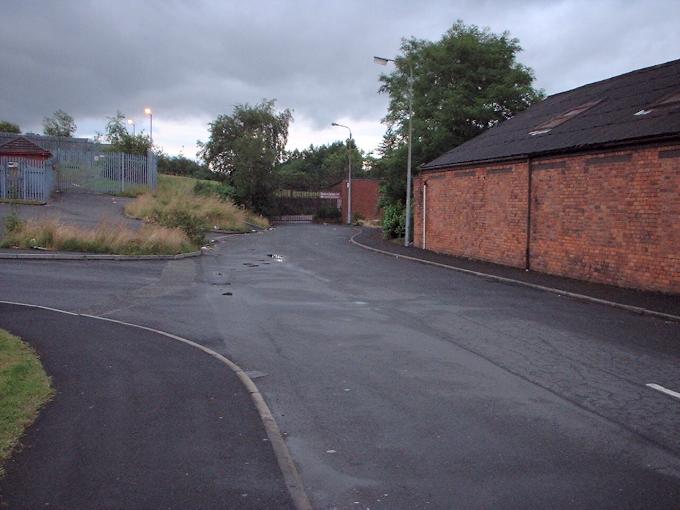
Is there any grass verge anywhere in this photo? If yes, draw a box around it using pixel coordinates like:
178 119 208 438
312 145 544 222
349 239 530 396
125 175 269 243
0 329 53 474
1 219 195 255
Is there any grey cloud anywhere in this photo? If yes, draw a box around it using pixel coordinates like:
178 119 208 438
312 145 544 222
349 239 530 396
2 0 679 135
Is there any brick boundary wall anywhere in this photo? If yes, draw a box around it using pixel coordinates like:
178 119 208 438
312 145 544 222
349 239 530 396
329 179 382 222
414 142 680 294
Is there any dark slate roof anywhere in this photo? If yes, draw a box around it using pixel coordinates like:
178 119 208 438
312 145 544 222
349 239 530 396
0 132 106 153
0 136 52 157
423 58 680 170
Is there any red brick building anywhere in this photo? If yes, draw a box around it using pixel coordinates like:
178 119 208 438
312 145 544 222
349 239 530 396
328 178 381 223
415 59 680 294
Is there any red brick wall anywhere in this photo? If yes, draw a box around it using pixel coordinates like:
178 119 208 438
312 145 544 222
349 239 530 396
329 179 381 222
414 142 680 294
530 145 680 293
414 162 529 268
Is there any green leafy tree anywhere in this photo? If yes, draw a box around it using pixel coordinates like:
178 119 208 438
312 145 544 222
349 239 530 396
198 99 292 215
157 153 215 180
98 111 152 155
376 20 544 208
0 121 20 133
42 109 77 137
275 141 365 191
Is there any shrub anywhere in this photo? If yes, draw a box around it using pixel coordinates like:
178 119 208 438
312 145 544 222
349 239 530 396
193 180 236 201
382 203 405 239
4 213 22 233
352 212 365 225
125 175 269 240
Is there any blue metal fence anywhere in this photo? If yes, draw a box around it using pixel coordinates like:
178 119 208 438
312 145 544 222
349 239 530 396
0 157 55 203
0 150 157 202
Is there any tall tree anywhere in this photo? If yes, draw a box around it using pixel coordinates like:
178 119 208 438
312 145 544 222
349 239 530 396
0 121 20 134
42 109 77 137
198 99 292 214
376 21 544 207
97 111 152 155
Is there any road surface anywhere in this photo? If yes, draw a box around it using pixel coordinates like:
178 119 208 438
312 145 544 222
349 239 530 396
1 224 679 509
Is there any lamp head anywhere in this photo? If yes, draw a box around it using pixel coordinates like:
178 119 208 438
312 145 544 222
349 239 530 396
144 108 152 115
373 56 390 66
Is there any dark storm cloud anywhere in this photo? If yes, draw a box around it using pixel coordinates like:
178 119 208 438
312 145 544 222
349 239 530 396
1 0 679 136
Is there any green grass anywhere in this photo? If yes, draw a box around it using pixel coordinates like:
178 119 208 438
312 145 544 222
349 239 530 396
0 329 53 473
125 175 269 243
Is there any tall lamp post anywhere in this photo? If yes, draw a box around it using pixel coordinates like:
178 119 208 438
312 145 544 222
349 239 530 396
144 107 153 144
127 118 135 136
374 55 413 247
331 122 353 224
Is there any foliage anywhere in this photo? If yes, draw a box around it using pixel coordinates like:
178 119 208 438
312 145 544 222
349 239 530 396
313 207 341 223
98 111 152 155
1 219 193 255
0 121 20 134
193 180 236 201
275 141 366 191
0 329 53 474
375 20 544 223
42 109 76 137
157 153 215 180
198 99 292 215
125 175 268 242
352 212 365 225
4 211 22 233
382 203 406 239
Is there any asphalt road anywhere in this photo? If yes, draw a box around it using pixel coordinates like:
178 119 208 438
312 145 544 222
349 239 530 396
0 304 293 510
1 224 680 509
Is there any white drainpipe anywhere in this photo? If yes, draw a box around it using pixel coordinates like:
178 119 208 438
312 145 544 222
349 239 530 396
422 181 427 249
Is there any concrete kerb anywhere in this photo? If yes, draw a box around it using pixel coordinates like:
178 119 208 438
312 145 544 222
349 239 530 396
350 232 680 324
0 250 203 261
0 300 312 510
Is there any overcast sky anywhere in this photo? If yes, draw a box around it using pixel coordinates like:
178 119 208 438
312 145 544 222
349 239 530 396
1 0 679 158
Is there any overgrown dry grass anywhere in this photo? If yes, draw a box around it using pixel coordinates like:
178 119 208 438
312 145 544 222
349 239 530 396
1 219 194 255
125 175 269 241
0 329 53 474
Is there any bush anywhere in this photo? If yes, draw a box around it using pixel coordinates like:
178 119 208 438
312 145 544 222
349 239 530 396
125 175 269 240
382 203 405 239
352 212 365 225
193 180 236 201
4 213 22 233
314 207 341 223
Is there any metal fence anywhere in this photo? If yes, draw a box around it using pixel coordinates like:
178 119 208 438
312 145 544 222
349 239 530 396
54 149 157 194
0 157 56 203
0 150 156 202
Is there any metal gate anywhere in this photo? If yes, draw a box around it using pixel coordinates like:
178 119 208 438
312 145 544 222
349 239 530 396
0 157 55 203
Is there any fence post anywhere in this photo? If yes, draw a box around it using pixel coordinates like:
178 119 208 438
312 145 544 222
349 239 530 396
121 153 125 193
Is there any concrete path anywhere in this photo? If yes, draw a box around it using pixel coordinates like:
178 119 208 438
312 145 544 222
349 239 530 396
0 303 294 509
1 225 679 509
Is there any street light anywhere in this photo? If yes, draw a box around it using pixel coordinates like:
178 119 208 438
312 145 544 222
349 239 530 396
331 122 353 225
144 107 153 144
374 55 414 247
127 118 135 136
